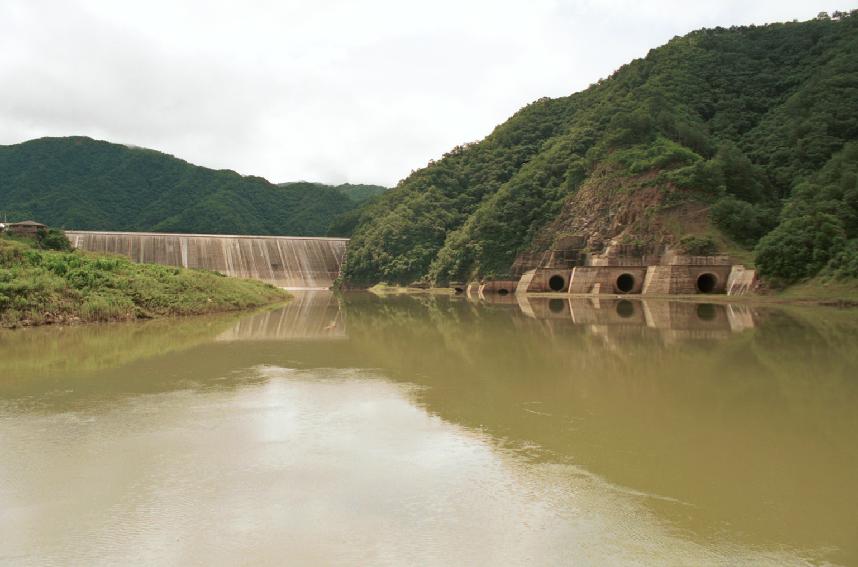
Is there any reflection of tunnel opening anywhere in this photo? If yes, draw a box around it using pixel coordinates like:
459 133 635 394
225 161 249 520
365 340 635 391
548 298 565 313
548 275 566 292
616 299 635 318
696 273 717 293
696 303 717 321
615 273 635 294
497 288 509 296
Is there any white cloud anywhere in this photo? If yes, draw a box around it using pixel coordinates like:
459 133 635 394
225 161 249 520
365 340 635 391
0 0 843 186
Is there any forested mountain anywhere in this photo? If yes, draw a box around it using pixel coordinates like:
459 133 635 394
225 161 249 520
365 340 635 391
0 137 385 236
342 11 858 287
278 181 387 204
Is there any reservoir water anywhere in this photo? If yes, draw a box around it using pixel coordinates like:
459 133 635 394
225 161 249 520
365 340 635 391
1 293 856 566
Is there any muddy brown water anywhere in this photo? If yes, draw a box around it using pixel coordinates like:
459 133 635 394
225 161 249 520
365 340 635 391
1 292 857 566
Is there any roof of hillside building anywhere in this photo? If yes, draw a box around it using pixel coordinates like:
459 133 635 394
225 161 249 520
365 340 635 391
8 220 46 227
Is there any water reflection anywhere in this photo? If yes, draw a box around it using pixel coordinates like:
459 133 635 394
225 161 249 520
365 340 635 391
513 295 757 336
217 291 345 341
1 293 857 565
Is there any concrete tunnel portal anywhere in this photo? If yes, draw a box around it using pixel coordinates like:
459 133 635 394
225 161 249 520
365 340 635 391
696 273 717 294
615 273 635 293
548 275 566 292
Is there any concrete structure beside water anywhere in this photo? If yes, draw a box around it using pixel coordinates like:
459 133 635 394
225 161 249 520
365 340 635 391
66 230 348 290
479 240 757 296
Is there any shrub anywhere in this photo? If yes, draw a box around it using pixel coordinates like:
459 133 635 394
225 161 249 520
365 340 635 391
36 228 72 251
826 239 858 279
677 234 718 255
80 294 134 322
711 197 777 246
755 213 847 284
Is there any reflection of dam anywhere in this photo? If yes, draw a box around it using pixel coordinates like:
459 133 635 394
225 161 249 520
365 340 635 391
66 230 347 289
217 292 345 341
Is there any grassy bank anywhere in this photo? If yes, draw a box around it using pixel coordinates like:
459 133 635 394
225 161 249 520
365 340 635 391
776 278 858 305
0 237 288 328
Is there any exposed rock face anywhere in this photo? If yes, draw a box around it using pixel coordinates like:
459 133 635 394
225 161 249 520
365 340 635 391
66 231 347 290
512 168 712 275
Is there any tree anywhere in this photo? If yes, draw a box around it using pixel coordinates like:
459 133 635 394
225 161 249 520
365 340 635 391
755 213 846 284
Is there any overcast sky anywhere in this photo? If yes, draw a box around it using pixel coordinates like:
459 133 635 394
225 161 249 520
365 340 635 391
0 0 845 186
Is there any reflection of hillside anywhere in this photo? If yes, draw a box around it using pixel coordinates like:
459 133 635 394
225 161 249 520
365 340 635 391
0 293 347 399
0 313 241 390
216 291 345 341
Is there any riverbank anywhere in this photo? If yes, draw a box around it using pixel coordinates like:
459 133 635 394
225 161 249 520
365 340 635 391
0 237 289 328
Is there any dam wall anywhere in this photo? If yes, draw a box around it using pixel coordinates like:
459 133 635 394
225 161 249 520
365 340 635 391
66 230 348 290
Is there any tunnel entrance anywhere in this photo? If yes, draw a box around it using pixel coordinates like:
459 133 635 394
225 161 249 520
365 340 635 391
548 275 566 292
497 288 509 296
615 273 635 294
696 273 717 294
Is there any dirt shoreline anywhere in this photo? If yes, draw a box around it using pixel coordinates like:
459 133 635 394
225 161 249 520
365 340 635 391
367 285 858 308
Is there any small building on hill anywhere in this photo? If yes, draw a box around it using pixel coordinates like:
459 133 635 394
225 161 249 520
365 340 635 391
6 220 47 235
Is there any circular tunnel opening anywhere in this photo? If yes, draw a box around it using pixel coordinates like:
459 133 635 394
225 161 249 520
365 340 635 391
548 274 566 292
615 273 635 294
453 286 464 294
696 273 717 294
616 299 635 318
696 303 717 321
548 298 566 313
497 288 509 296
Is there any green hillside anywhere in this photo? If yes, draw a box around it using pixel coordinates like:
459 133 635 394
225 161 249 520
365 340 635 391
342 11 858 287
0 137 381 236
278 181 387 204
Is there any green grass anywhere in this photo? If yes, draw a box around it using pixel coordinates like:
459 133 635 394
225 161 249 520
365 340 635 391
0 236 288 328
777 278 858 303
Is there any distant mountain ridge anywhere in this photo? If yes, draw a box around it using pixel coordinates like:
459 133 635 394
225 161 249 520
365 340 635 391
0 137 387 236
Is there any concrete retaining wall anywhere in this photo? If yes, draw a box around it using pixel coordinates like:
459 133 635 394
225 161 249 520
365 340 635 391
726 266 757 296
491 263 746 296
641 265 731 295
525 268 572 293
568 267 647 294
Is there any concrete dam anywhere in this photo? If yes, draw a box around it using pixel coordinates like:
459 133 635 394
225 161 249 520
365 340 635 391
66 230 348 290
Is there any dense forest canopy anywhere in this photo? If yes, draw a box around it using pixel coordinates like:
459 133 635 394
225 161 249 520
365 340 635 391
278 181 387 204
341 11 858 287
0 137 386 236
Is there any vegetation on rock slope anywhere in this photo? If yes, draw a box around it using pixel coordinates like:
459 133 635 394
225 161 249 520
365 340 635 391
342 11 858 287
0 234 287 328
0 137 386 237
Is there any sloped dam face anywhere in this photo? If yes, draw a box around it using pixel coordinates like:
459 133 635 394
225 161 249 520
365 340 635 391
65 231 347 289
